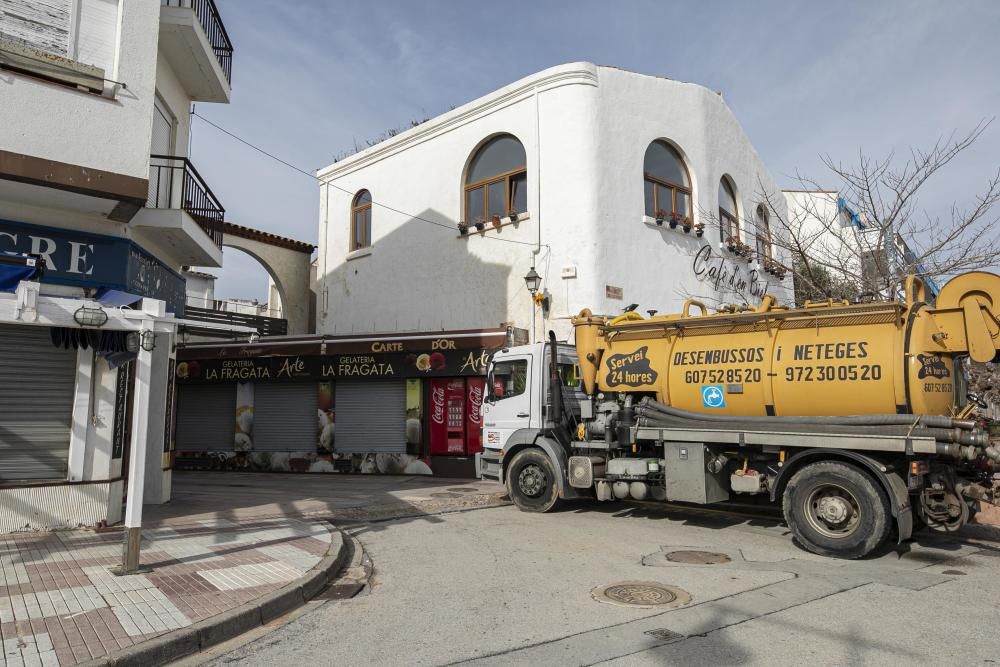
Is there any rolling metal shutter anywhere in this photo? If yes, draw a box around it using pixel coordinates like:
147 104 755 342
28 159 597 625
0 323 77 481
335 380 406 454
253 383 318 451
174 384 235 451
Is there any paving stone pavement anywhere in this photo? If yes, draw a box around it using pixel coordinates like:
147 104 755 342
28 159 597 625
0 517 333 667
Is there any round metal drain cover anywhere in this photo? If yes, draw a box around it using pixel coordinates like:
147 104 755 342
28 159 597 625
665 550 731 564
447 488 480 493
592 581 691 609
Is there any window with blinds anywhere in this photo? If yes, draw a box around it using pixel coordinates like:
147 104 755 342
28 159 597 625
0 0 120 90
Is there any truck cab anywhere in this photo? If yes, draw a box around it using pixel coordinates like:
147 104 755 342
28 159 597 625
475 342 583 482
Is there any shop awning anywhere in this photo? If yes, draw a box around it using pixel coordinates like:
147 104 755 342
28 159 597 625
0 253 42 292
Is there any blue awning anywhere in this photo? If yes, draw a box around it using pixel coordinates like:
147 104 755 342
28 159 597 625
95 288 144 308
0 252 42 292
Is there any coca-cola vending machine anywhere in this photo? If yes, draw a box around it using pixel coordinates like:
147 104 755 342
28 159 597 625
465 377 484 454
429 377 485 455
429 378 467 455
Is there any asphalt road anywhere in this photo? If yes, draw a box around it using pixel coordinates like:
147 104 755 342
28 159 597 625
201 500 1000 666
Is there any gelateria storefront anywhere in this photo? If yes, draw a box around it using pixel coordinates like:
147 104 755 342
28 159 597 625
172 329 509 477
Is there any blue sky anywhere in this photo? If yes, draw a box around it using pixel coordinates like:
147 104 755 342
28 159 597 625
191 0 1000 302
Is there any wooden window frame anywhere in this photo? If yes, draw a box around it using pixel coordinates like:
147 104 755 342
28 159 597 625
464 166 526 225
720 208 740 242
645 172 692 219
719 180 739 242
755 206 773 261
350 191 372 251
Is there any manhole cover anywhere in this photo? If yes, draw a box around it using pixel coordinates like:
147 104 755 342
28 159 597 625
447 487 480 493
430 492 461 499
665 550 731 564
591 581 691 609
645 628 685 642
941 569 967 575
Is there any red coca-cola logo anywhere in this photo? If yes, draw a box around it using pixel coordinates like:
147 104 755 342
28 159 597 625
468 384 483 425
431 386 445 425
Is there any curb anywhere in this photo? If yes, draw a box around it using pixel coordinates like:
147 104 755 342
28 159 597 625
80 524 351 667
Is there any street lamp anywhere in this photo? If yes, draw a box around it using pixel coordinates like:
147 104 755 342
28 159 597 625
523 266 541 295
523 265 542 344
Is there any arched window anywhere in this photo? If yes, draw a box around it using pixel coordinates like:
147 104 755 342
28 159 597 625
464 135 527 224
643 140 691 219
755 204 772 261
719 177 739 242
351 189 372 250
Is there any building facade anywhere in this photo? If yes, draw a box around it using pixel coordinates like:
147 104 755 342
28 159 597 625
783 189 940 301
315 63 795 346
0 0 236 530
173 328 509 477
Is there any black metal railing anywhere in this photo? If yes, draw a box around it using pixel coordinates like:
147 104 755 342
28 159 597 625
162 0 233 83
147 155 225 250
181 305 288 338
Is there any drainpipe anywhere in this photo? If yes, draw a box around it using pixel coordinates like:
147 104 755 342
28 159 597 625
322 182 330 319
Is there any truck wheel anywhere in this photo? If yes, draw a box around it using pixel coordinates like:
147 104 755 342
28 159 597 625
782 461 890 559
506 448 561 513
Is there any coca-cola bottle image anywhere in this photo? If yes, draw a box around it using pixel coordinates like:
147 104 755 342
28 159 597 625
466 377 485 453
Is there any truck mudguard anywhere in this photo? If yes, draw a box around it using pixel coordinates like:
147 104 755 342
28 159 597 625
771 449 912 542
500 430 588 500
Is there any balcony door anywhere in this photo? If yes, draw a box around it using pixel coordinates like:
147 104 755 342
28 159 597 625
148 96 177 207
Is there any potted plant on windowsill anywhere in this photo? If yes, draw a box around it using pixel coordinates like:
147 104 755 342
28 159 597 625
491 214 502 229
681 216 692 233
725 235 738 253
669 211 683 229
474 217 486 232
694 222 705 237
458 221 469 235
655 209 667 226
508 210 519 222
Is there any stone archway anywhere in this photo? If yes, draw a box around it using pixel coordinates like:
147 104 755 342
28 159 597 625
221 223 314 334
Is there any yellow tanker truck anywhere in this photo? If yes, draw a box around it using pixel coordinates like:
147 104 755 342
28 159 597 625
477 273 1000 559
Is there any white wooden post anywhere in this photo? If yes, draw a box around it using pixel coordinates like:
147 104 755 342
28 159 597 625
118 298 164 574
66 346 94 482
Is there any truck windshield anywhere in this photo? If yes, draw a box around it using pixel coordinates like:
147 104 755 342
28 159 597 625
489 359 527 400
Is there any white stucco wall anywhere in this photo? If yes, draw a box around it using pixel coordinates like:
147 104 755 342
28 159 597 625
784 190 863 279
0 0 159 180
316 63 792 341
184 271 215 307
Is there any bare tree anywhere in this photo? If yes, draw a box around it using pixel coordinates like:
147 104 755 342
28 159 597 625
756 120 1000 305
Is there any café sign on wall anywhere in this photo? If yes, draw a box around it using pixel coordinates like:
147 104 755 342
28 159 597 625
691 244 771 301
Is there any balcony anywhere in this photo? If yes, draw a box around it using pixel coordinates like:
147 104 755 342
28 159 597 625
130 155 225 267
181 305 288 340
159 0 233 103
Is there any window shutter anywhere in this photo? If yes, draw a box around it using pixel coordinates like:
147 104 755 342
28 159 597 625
73 0 118 72
0 0 71 57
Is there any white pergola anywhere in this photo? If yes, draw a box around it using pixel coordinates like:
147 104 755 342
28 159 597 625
1 281 255 572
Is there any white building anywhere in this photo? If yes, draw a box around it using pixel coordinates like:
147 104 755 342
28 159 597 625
0 0 237 531
316 63 794 343
783 189 940 299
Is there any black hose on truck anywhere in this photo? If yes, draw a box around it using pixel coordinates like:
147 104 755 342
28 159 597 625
638 397 975 430
635 414 984 445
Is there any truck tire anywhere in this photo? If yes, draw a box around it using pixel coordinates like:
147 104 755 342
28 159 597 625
506 448 562 513
782 461 891 559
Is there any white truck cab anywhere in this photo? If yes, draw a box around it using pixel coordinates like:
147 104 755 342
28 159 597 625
476 342 582 482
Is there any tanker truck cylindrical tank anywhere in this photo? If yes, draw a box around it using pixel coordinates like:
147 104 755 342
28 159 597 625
575 292 966 418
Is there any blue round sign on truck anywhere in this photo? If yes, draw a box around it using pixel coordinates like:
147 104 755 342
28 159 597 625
701 385 726 408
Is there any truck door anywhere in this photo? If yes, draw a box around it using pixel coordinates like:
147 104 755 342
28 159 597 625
482 355 533 452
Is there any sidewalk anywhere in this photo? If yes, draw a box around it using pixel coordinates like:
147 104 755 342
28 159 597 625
0 516 336 666
0 472 506 667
